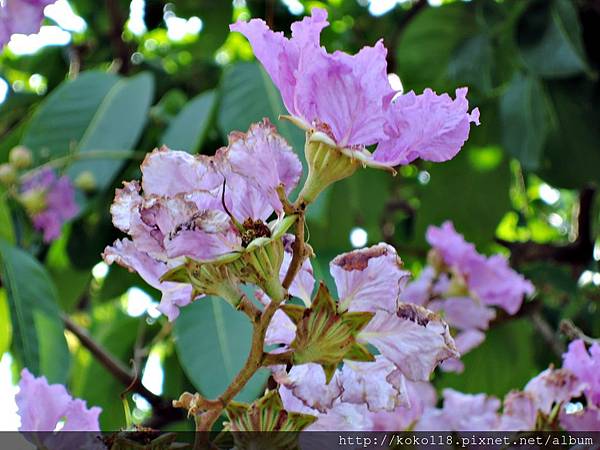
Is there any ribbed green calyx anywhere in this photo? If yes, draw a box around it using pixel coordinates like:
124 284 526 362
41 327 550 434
282 282 375 382
161 215 297 306
225 390 317 433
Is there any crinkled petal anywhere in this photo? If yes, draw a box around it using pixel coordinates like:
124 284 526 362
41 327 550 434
358 304 458 381
60 399 101 431
562 339 600 407
271 363 342 413
370 381 436 431
429 297 496 331
16 369 73 431
524 367 585 415
280 235 315 305
331 243 410 313
103 239 193 321
307 401 374 431
399 266 436 306
425 221 478 269
560 406 600 431
374 88 479 166
141 147 220 197
222 120 302 218
295 42 393 147
499 391 537 431
339 356 408 412
467 254 534 315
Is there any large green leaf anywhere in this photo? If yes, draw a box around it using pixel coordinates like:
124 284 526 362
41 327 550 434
161 90 217 153
0 195 15 244
0 290 12 356
395 2 477 92
217 62 304 155
71 307 140 431
0 239 69 383
499 73 551 170
517 0 588 79
174 297 268 402
21 71 154 194
538 79 600 189
414 146 511 248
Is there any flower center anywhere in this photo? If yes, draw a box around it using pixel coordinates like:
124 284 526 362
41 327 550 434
241 218 272 247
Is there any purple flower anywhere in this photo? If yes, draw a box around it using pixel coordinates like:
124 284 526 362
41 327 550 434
416 389 501 431
231 8 479 170
104 120 302 320
563 339 600 408
375 88 480 166
20 168 78 242
1 0 56 47
266 244 457 425
16 368 101 431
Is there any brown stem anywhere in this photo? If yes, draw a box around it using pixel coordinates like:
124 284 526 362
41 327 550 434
62 314 182 423
560 319 599 345
191 290 287 439
237 295 261 325
105 0 132 74
261 351 294 367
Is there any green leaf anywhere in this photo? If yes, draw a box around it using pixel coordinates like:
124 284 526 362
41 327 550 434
499 73 551 170
538 79 600 189
0 239 69 383
71 307 140 430
395 2 477 92
414 146 511 247
447 33 494 94
66 73 155 190
0 195 15 244
161 90 217 153
517 0 588 78
218 62 305 157
174 297 268 402
21 71 154 195
0 290 12 356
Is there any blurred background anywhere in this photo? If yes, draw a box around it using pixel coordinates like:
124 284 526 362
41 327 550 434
0 0 599 431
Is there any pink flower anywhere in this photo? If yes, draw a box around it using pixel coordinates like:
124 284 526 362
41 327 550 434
231 8 479 169
0 0 56 47
416 389 501 431
426 221 534 315
375 88 480 166
563 339 600 408
16 369 101 431
104 120 302 320
20 168 78 242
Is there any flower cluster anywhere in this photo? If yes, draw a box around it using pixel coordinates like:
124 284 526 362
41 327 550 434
401 221 534 372
19 167 79 243
231 8 479 203
16 369 100 439
264 244 458 430
415 339 599 431
103 120 302 320
0 0 56 47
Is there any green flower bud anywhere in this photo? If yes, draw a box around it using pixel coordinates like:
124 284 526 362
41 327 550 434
0 163 17 186
19 188 47 215
74 170 97 192
9 146 33 169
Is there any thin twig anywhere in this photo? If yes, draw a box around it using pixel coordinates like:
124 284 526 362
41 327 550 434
62 314 182 422
560 319 600 345
282 213 305 290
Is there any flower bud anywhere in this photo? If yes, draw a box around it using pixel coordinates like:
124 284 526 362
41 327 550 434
9 145 33 169
297 131 360 206
0 163 17 186
74 170 97 192
19 188 47 215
